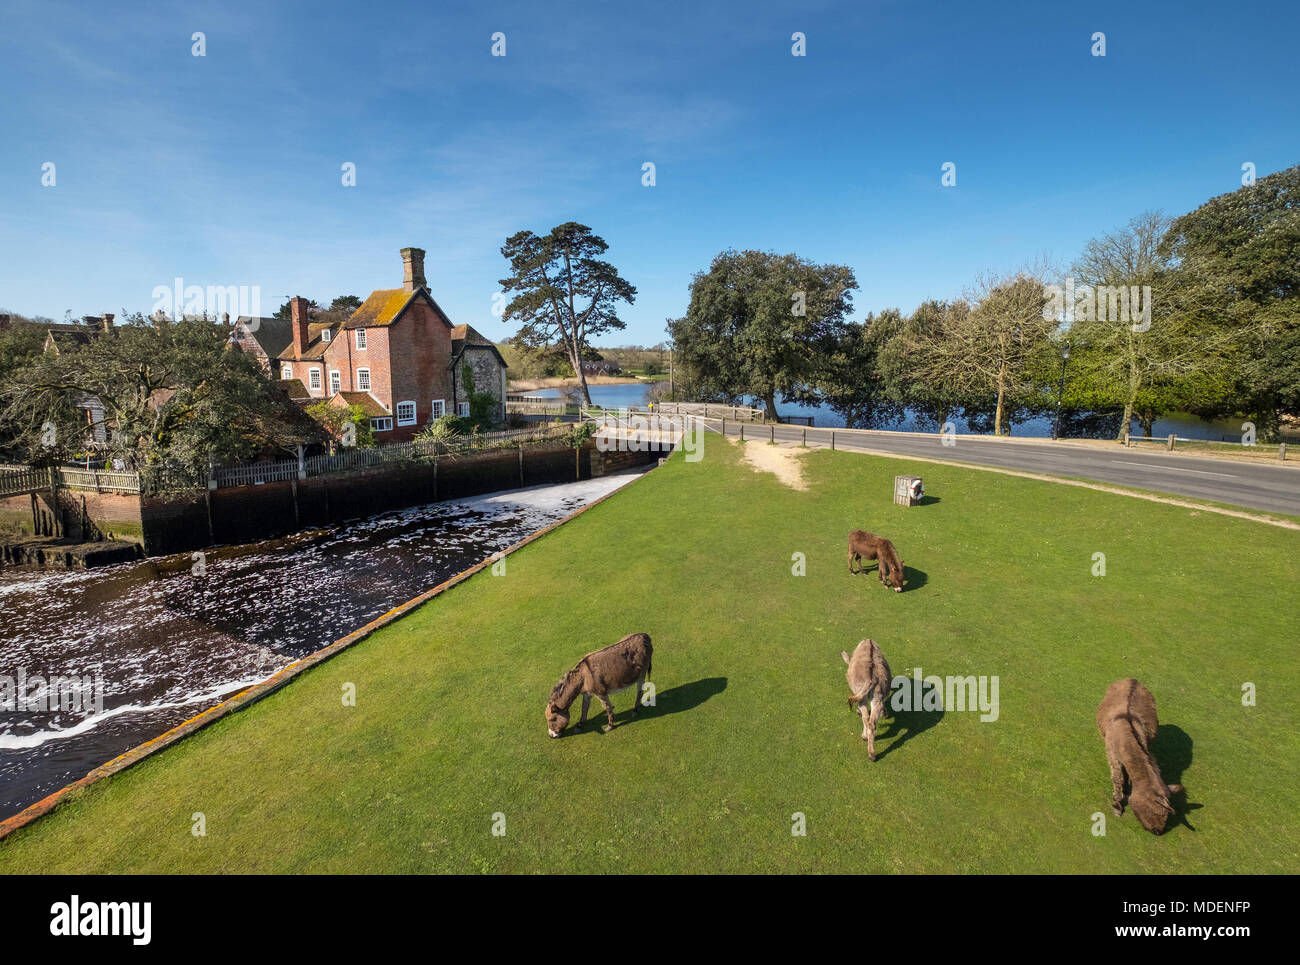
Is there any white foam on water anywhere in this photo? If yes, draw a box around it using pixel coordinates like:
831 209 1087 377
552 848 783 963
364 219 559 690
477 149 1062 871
0 676 272 750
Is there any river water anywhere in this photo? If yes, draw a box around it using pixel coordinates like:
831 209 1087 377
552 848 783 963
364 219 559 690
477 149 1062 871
0 472 643 818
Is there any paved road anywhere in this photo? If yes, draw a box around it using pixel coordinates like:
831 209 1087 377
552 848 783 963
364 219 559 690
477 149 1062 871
706 421 1300 516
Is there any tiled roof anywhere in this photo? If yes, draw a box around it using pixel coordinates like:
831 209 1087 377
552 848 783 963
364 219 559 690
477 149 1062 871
274 322 342 361
331 391 389 418
345 289 416 329
278 378 311 401
235 316 293 359
344 287 454 331
450 323 508 368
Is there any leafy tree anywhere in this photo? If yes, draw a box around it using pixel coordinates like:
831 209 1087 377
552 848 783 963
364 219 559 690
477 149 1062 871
895 274 1054 435
306 400 375 449
0 315 323 471
499 223 636 405
807 310 901 428
873 301 971 430
672 249 857 421
1066 211 1233 439
1159 164 1300 439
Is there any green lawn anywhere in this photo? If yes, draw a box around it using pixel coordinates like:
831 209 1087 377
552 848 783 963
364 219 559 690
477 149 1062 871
2 439 1297 873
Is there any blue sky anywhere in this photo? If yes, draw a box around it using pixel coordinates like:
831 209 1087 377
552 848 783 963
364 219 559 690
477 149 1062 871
2 0 1297 344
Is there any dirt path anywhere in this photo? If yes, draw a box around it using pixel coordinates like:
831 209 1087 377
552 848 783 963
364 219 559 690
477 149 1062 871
734 438 808 490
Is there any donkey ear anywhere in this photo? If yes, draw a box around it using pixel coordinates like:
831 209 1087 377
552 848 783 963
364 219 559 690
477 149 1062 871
1168 784 1184 794
841 650 850 664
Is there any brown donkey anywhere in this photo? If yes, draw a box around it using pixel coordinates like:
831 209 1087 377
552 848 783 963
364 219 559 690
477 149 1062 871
847 530 906 591
545 633 653 738
842 639 893 761
1096 678 1184 834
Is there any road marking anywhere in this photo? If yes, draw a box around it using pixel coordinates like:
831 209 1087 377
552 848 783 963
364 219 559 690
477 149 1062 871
1110 461 1236 479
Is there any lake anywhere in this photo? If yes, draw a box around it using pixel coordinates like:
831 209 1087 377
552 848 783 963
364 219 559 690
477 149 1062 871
533 383 1252 441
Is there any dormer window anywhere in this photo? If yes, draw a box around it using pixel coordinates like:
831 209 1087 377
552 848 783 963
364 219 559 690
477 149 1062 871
320 329 331 343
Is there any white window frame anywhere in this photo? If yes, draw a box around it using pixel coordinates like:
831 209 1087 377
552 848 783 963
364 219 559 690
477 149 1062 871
309 368 322 391
356 368 371 391
355 328 367 350
370 417 392 432
457 402 470 418
329 370 341 394
281 363 292 380
430 399 446 419
396 400 417 427
320 329 331 343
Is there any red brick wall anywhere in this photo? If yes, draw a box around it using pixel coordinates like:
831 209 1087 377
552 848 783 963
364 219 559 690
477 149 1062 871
389 299 453 440
325 296 454 443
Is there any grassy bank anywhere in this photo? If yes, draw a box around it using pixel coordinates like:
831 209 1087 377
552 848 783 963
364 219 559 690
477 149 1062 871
2 440 1297 873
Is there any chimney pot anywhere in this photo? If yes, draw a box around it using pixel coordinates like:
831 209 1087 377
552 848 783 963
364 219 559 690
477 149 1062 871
290 296 311 358
401 247 427 292
101 313 114 333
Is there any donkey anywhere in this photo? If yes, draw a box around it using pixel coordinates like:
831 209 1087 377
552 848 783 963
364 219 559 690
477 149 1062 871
847 530 906 591
842 639 893 761
1096 678 1184 834
545 632 653 738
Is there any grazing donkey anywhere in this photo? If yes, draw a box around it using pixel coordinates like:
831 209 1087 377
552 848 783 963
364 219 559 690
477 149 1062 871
847 530 906 591
1096 678 1184 835
842 639 893 761
545 633 653 738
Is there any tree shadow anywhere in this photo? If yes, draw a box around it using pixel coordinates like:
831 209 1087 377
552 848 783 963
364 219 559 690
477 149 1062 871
574 677 728 735
1151 723 1201 831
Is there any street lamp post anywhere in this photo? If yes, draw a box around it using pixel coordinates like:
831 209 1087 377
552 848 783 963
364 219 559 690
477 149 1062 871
1052 345 1071 441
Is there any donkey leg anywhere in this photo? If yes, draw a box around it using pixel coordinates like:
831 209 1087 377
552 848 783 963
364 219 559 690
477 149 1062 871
630 676 644 717
848 550 858 574
867 695 884 762
597 694 616 730
1108 755 1126 816
577 693 591 731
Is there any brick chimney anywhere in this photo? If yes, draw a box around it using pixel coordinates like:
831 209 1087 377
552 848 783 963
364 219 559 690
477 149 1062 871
401 247 426 292
100 313 114 333
290 296 310 357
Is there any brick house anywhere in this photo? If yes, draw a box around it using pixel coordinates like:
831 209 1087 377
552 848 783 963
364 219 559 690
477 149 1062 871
257 248 507 443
